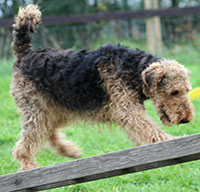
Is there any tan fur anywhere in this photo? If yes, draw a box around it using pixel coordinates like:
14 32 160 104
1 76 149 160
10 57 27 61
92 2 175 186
11 4 41 57
13 4 41 32
142 60 194 126
100 68 176 146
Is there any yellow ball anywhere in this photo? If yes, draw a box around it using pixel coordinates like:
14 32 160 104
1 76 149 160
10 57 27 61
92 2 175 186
189 87 200 100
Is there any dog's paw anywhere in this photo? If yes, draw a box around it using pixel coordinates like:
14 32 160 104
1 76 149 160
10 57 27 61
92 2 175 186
20 162 38 171
58 141 82 158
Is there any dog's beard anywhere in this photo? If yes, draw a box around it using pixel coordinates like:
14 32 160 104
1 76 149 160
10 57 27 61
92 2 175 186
160 110 172 126
159 106 172 126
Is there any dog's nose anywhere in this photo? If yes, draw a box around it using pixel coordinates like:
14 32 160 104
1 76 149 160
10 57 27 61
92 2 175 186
180 119 190 124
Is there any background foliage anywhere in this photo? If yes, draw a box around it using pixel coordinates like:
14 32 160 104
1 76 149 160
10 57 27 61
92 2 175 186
1 0 200 59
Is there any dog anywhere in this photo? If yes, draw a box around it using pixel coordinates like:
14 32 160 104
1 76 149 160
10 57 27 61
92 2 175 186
11 4 194 170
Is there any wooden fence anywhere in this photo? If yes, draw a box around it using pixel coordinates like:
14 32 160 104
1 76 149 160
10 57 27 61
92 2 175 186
0 134 200 192
1 6 200 28
1 5 200 55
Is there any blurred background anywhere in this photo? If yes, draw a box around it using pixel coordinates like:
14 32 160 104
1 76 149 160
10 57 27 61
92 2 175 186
1 0 200 59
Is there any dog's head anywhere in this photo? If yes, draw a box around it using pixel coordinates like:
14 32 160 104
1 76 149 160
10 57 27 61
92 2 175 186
142 59 194 126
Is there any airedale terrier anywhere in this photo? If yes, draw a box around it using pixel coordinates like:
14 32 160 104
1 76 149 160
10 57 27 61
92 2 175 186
11 5 194 171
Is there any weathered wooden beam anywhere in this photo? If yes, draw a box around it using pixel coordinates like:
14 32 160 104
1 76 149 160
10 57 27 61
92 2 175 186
1 6 200 28
0 134 200 192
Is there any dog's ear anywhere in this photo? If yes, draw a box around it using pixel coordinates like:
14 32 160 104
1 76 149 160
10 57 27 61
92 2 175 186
142 70 154 88
142 62 165 95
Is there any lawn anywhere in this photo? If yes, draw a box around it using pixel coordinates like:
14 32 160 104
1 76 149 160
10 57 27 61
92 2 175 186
0 43 200 192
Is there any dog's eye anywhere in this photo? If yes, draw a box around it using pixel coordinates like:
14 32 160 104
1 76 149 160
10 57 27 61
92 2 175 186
171 91 179 96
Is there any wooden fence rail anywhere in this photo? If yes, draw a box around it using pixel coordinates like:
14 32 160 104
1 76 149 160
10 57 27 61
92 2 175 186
1 6 200 28
0 134 200 192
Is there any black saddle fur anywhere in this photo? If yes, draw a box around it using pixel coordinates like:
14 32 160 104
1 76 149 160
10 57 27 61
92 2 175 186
15 43 160 111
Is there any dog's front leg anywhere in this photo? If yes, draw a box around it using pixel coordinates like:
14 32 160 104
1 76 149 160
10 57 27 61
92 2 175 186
105 79 175 146
111 102 175 146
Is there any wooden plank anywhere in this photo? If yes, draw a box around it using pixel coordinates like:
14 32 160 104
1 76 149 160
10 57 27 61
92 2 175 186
0 134 200 192
1 6 200 28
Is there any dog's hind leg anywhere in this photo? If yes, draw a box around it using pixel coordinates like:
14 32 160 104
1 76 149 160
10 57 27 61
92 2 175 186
13 110 50 171
12 76 54 170
49 130 82 158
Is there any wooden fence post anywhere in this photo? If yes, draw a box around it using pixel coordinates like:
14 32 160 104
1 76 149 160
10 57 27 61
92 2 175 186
144 0 163 54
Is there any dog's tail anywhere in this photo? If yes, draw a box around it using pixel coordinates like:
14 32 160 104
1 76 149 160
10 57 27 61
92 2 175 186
12 4 41 58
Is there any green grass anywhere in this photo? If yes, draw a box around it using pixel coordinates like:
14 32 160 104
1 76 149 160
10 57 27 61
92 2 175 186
1 44 200 191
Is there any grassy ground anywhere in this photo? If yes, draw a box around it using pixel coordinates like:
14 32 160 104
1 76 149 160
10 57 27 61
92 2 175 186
0 43 200 191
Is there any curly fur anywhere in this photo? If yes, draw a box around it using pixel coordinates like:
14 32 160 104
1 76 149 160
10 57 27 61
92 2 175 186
11 5 194 171
14 43 161 111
